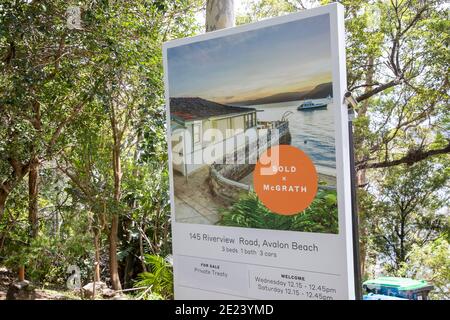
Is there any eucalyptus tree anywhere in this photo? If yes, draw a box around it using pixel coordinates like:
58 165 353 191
235 0 449 277
55 0 203 290
0 1 106 238
339 0 449 277
206 0 235 31
1 0 203 289
91 0 203 291
368 159 449 271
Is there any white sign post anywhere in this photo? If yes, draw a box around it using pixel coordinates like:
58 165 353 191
163 3 356 300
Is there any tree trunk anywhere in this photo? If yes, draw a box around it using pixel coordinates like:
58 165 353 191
28 156 39 238
206 0 235 32
0 190 7 223
0 193 6 255
399 213 406 267
93 228 101 282
0 160 30 222
109 107 123 290
122 249 135 289
28 100 42 239
109 213 121 290
355 55 374 278
18 266 25 282
0 161 30 273
139 222 147 273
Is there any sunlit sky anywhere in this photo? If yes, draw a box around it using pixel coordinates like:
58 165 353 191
168 13 331 104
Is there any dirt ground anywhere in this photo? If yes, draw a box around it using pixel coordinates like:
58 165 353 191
0 266 81 300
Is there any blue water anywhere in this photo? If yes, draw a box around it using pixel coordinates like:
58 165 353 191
249 99 336 169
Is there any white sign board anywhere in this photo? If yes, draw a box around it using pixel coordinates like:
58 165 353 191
163 3 355 300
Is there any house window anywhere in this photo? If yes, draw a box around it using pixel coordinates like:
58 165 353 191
245 113 255 129
232 116 244 131
193 124 201 144
226 118 233 138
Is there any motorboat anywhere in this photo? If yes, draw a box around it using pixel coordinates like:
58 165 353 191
297 100 328 110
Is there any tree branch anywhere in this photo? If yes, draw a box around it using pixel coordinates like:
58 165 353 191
359 141 450 170
356 78 401 102
47 79 102 153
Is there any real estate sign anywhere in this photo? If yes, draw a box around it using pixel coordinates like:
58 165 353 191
163 3 356 300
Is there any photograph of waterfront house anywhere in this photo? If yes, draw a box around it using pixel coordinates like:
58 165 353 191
166 13 339 233
170 97 257 176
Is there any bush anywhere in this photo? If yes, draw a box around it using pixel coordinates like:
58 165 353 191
397 237 450 300
219 190 338 234
133 254 173 299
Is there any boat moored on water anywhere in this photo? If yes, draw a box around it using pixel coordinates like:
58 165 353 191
297 100 328 110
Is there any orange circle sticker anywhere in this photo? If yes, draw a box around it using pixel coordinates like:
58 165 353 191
253 145 318 215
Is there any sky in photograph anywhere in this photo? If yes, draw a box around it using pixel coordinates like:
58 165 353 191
168 13 332 105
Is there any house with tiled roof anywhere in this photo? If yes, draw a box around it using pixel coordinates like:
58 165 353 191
169 97 257 176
